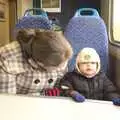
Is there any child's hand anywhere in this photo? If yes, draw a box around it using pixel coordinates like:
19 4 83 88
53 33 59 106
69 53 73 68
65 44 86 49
70 91 85 102
45 88 60 96
112 98 120 106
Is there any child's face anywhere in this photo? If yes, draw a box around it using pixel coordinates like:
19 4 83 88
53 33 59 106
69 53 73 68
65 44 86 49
78 62 97 78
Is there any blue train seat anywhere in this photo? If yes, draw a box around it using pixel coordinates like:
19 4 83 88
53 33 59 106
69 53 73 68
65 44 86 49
16 8 52 29
64 8 109 74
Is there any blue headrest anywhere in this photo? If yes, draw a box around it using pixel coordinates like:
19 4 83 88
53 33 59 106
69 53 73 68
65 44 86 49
74 8 99 17
64 8 108 73
16 8 52 30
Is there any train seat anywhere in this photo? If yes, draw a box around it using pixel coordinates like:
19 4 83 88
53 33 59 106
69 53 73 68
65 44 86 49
16 8 52 29
64 8 109 74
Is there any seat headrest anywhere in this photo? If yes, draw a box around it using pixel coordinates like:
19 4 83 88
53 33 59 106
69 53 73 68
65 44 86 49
16 16 52 29
15 8 52 30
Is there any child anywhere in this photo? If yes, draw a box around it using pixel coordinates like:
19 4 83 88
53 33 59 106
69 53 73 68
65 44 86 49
59 47 120 106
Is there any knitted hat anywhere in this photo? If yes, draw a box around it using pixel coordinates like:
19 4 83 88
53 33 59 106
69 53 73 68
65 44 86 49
76 47 101 75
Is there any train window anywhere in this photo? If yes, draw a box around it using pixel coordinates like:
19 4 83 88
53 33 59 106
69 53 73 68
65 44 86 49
41 0 61 12
111 0 120 43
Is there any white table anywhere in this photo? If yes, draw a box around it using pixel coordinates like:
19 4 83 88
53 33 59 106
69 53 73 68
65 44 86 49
0 94 120 120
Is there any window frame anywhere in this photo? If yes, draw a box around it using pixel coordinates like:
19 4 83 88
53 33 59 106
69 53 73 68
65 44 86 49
108 0 120 46
40 0 61 13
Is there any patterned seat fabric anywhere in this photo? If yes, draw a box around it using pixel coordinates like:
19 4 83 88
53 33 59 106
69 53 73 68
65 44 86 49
16 16 52 29
16 8 52 29
64 8 108 74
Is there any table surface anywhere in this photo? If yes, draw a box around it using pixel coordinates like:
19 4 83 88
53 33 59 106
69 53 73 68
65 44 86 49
0 94 120 120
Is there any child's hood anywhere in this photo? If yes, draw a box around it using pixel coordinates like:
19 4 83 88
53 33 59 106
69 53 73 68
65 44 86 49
75 47 101 75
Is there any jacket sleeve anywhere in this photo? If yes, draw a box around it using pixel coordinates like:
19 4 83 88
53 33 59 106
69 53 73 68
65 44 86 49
59 72 74 96
60 72 74 88
0 60 16 94
103 73 120 100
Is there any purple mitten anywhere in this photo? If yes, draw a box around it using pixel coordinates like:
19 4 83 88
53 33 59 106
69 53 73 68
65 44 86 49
70 91 85 102
112 98 120 106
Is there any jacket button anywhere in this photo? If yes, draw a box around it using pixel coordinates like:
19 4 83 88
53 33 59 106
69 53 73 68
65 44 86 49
48 79 53 84
34 79 40 84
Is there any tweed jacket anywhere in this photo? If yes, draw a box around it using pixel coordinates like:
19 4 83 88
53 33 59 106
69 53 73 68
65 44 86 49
0 41 67 96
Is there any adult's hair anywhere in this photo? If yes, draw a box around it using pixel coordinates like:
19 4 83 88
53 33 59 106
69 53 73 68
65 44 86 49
16 29 73 67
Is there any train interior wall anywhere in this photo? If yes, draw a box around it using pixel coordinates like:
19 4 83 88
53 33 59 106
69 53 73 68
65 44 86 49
0 0 100 45
0 0 9 47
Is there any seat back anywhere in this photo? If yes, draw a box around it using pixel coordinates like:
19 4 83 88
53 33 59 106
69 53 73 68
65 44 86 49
64 8 108 73
16 8 52 29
